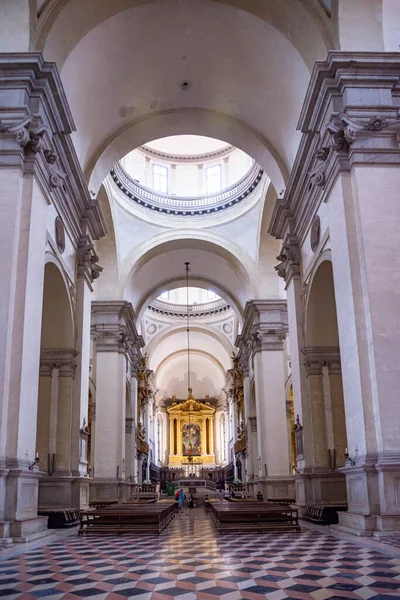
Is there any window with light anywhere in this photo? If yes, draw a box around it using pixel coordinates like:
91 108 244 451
153 164 168 193
206 164 222 194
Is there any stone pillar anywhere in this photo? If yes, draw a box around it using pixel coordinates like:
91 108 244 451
0 54 106 540
299 347 347 508
91 301 143 501
37 350 79 508
236 301 294 500
268 52 400 535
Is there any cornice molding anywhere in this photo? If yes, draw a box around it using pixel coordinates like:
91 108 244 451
236 300 288 367
269 52 400 243
111 160 263 217
91 301 144 365
139 143 234 163
0 52 107 245
40 349 78 378
303 345 341 375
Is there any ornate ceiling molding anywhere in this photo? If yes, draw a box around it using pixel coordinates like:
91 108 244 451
111 160 263 216
138 143 234 163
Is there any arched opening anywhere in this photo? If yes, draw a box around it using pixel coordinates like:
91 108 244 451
36 261 76 508
304 259 347 507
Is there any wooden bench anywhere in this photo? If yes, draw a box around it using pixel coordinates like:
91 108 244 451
209 502 300 535
78 502 177 535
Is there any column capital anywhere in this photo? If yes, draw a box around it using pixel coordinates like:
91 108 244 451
0 53 107 244
269 52 400 242
91 301 144 364
236 300 288 359
302 346 341 375
39 349 78 378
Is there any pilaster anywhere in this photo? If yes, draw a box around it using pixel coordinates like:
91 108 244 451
269 52 400 534
236 300 294 499
91 301 143 491
0 53 105 541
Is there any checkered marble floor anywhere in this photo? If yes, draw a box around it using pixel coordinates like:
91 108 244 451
1 509 400 599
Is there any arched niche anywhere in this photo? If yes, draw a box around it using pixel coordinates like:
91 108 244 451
36 261 76 496
305 259 339 347
40 261 74 349
304 258 348 478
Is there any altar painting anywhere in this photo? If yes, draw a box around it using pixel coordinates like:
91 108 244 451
182 423 201 455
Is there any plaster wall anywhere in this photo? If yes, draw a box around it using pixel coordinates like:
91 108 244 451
0 0 31 52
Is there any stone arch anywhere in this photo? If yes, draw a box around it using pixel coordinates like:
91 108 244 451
89 109 287 195
123 233 256 319
36 0 334 71
145 324 234 360
40 259 74 349
303 256 348 490
36 0 320 187
305 255 339 347
36 261 76 506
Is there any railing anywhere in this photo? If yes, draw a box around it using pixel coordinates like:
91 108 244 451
150 297 229 316
111 161 264 216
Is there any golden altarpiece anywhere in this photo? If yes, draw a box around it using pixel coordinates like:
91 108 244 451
167 390 216 467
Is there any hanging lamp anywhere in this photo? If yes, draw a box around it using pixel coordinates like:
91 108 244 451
185 261 194 464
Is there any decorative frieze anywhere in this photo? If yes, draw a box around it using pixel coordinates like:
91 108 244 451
91 301 144 366
269 52 400 243
236 300 288 368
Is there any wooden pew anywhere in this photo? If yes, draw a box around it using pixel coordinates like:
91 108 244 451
78 502 177 535
208 502 300 535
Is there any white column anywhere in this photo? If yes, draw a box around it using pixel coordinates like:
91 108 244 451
253 337 290 478
2 174 48 526
329 167 400 530
95 349 126 480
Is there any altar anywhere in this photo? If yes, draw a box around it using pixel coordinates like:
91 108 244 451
167 391 216 468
